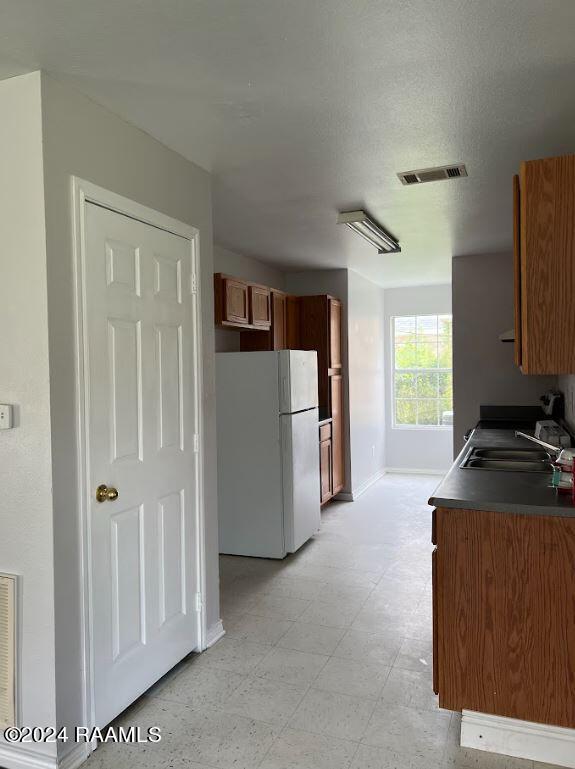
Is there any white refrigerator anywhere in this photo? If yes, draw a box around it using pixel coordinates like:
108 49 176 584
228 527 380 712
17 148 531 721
216 350 321 558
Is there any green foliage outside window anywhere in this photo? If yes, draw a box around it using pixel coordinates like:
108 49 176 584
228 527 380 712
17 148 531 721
393 315 453 427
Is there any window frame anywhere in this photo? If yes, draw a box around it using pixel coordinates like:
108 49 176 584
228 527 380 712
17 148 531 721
391 314 453 431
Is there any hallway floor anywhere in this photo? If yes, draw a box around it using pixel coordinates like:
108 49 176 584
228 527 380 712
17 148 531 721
86 474 558 769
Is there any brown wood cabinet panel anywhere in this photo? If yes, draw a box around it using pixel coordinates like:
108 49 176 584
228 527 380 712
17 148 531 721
319 423 331 442
432 546 439 695
249 285 271 328
518 154 575 373
330 374 344 495
299 295 329 368
329 298 342 370
214 273 250 327
320 439 333 505
286 296 301 348
513 174 522 368
240 289 285 351
435 506 575 728
272 291 287 349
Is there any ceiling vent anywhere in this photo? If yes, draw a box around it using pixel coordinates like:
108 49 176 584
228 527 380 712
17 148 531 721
398 164 468 185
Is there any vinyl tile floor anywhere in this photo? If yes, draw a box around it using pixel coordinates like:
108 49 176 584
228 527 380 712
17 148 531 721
85 474 561 769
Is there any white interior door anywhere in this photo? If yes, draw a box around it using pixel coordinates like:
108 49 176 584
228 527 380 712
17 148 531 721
84 201 200 728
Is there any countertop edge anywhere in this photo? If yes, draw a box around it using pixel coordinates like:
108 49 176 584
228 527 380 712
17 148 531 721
428 495 574 518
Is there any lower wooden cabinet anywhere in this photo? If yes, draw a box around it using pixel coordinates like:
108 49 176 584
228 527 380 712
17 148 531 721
433 506 575 728
320 437 333 505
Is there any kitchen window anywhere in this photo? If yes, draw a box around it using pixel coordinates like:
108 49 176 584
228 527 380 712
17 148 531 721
392 314 453 428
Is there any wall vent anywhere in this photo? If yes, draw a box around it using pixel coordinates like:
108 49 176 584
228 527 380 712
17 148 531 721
398 164 468 185
0 575 16 728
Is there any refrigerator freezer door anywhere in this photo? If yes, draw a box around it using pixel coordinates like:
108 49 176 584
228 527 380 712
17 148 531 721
281 408 321 553
279 350 319 414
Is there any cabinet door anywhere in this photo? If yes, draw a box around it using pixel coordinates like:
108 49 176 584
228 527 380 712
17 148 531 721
286 296 300 348
432 546 439 695
250 285 271 328
224 278 249 325
329 299 342 370
330 374 344 495
520 155 575 373
272 291 287 349
513 174 522 368
320 439 333 504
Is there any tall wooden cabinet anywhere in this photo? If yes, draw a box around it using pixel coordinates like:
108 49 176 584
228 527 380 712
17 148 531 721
299 295 345 502
513 154 575 373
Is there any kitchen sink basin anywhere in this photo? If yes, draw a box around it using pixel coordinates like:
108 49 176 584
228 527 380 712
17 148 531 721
472 448 551 461
460 447 553 473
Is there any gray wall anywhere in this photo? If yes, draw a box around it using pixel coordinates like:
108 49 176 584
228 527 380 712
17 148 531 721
39 72 219 757
0 72 58 765
346 271 386 494
384 284 453 472
214 245 286 352
452 252 556 454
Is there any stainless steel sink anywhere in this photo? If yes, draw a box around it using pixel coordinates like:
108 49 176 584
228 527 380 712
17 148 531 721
460 447 553 473
472 448 551 461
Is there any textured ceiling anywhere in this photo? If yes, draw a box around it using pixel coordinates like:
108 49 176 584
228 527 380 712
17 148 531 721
1 0 574 286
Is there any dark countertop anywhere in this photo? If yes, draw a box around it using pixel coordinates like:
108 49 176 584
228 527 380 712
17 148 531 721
429 427 575 517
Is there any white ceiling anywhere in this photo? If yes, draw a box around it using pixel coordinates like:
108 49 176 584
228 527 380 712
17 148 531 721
1 0 574 286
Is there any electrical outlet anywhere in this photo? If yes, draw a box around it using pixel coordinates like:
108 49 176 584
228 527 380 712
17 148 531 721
0 404 13 430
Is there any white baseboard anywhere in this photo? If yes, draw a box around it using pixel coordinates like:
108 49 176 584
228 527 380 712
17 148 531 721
352 468 387 500
0 744 57 769
58 743 90 769
461 710 575 768
205 619 225 648
0 738 90 769
385 466 446 476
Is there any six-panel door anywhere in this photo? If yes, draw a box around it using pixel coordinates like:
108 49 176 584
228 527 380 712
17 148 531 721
85 202 200 728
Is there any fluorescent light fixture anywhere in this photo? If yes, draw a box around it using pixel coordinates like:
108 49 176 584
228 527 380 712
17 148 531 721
337 210 401 254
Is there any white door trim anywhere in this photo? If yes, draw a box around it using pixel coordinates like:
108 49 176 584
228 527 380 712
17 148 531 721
71 177 207 736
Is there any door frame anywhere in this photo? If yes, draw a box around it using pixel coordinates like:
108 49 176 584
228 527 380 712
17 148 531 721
71 177 207 733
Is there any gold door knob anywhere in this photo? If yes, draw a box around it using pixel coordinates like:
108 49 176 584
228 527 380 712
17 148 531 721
96 484 119 503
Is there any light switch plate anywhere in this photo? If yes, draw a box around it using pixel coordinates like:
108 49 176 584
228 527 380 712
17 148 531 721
0 404 13 429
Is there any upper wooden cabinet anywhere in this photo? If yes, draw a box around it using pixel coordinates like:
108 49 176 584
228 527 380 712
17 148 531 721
514 154 575 373
214 273 271 330
240 289 297 351
329 298 342 370
215 274 249 327
249 284 271 328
